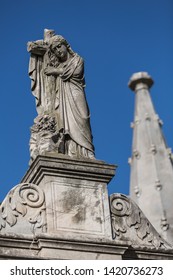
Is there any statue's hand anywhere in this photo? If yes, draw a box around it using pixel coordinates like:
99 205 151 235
44 66 63 76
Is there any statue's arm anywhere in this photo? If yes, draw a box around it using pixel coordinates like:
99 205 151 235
44 65 63 76
44 56 84 79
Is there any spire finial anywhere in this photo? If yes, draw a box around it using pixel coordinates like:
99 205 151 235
128 72 154 92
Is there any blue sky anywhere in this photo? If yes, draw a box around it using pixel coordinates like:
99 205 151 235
0 0 173 201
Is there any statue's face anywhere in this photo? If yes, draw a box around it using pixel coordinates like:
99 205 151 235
52 42 68 61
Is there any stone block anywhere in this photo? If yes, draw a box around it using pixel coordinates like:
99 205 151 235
21 154 116 239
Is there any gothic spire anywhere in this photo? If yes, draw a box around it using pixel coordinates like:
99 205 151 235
128 72 173 244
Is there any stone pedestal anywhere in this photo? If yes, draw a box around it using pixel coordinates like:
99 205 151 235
21 154 116 240
1 154 173 259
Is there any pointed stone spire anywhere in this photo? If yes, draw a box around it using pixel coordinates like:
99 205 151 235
128 72 173 244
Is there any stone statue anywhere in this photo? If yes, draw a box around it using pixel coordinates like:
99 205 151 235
27 29 95 163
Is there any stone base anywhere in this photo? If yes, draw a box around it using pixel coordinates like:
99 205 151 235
1 233 173 260
21 154 116 240
1 154 173 259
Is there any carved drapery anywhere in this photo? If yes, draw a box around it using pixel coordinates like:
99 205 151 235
27 30 95 163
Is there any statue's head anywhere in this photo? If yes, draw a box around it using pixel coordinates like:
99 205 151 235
49 35 75 60
49 35 68 48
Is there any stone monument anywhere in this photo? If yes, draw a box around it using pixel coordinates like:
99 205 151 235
27 29 94 164
0 30 173 259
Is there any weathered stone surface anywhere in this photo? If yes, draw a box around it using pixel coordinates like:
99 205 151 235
0 183 46 235
110 193 171 249
1 233 173 260
128 72 173 245
0 155 173 259
21 155 116 240
28 29 95 163
1 31 173 260
128 72 153 91
22 153 116 184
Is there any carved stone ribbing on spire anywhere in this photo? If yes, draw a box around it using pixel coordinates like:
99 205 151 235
128 72 173 245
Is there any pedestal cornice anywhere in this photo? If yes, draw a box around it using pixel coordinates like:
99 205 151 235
21 154 117 185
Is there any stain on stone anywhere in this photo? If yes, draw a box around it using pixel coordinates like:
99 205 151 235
96 217 102 224
93 188 98 196
61 188 86 223
72 206 86 223
95 200 100 207
62 189 85 211
96 253 100 260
